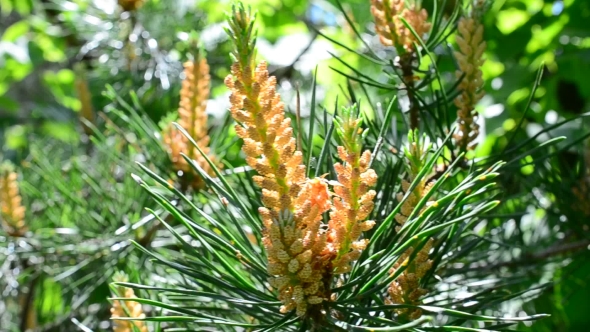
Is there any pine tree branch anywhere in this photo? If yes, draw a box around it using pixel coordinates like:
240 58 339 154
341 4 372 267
19 259 39 332
484 239 590 271
400 53 419 130
136 220 161 248
271 32 318 81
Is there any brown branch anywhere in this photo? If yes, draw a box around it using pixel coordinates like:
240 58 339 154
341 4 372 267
528 240 590 261
400 53 419 131
270 32 318 81
136 220 161 248
484 239 590 271
19 259 39 331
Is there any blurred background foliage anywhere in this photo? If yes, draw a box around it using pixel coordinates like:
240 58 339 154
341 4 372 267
1 0 590 331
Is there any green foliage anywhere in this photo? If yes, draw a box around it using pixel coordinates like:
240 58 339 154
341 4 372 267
1 0 590 331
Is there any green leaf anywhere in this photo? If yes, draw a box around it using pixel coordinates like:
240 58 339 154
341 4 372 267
1 20 29 42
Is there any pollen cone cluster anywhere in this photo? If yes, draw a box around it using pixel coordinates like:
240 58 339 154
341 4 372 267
394 178 435 232
388 132 435 320
329 109 378 274
264 179 333 317
164 55 218 190
225 59 306 212
454 1 487 151
371 0 430 130
386 238 433 320
370 0 430 52
111 273 148 332
225 5 377 317
389 178 434 320
225 5 329 317
0 169 27 237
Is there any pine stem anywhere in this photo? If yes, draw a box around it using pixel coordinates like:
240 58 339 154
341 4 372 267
401 53 419 130
19 259 38 332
